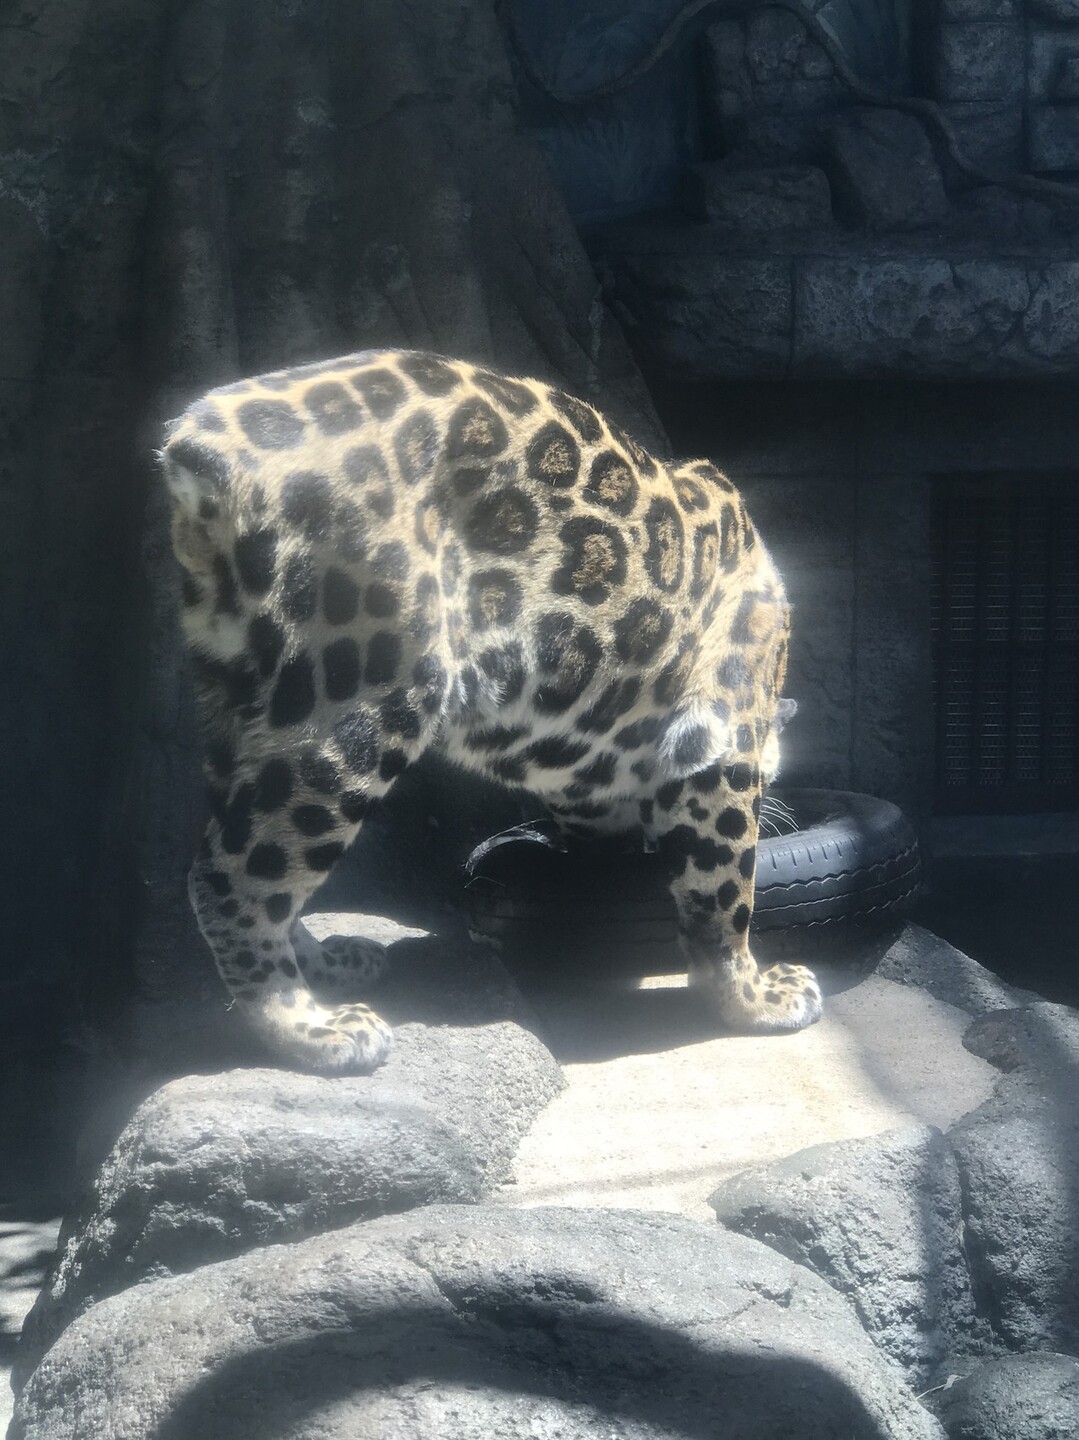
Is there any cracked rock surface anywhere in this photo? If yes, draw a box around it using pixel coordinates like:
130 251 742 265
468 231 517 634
10 1206 944 1440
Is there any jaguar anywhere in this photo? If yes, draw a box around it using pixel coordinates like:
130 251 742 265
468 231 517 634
162 349 821 1072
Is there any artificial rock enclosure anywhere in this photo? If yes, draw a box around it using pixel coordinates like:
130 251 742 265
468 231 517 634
3 2 1079 1437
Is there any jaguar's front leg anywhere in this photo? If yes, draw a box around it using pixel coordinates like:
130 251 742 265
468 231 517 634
650 760 822 1032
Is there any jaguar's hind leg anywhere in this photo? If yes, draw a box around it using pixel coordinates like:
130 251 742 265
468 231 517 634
189 716 431 1073
290 919 390 995
649 759 822 1033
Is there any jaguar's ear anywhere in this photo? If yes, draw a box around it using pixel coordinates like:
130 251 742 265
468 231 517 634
774 697 798 731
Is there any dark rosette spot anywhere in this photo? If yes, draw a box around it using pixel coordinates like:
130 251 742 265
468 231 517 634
464 723 531 752
340 791 371 823
656 825 731 872
478 641 526 706
270 655 317 726
671 722 709 772
248 614 285 676
323 637 361 701
282 552 318 622
365 631 402 685
653 636 698 707
212 555 240 615
643 497 685 593
192 402 226 433
180 573 204 608
379 749 409 781
720 502 742 571
305 842 345 872
525 421 580 489
364 582 399 618
234 528 278 596
238 399 306 449
716 807 749 839
265 893 292 923
689 762 723 794
343 444 391 488
613 715 662 750
576 677 641 734
394 409 439 486
717 879 741 909
371 540 410 581
292 804 335 836
246 843 289 880
413 654 447 713
333 707 378 773
535 612 603 714
691 522 720 601
399 352 459 395
724 763 759 792
491 754 528 783
322 567 359 625
549 390 603 443
674 474 709 512
526 735 591 769
467 568 522 631
304 381 363 436
472 370 537 416
738 846 757 878
380 687 422 738
574 751 618 786
447 397 510 461
465 487 540 556
551 516 627 605
254 759 293 812
167 437 232 492
220 782 255 854
585 451 638 516
282 471 333 541
614 597 673 665
350 366 407 419
732 903 751 933
299 753 341 794
716 654 751 690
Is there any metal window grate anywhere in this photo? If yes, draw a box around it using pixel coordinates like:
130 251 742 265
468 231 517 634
932 474 1079 814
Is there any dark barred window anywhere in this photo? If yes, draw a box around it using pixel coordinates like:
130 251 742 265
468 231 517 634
932 475 1079 814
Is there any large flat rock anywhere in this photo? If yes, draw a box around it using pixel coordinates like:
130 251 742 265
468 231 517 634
501 937 998 1219
10 1206 944 1440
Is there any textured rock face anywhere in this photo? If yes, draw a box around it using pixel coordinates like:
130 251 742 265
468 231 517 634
826 110 950 231
10 1206 945 1440
682 162 832 229
933 1352 1079 1440
948 1005 1079 1357
710 1126 994 1385
15 995 563 1386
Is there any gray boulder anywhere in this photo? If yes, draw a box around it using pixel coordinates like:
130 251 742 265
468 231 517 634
962 1000 1079 1072
10 1205 945 1440
710 1126 994 1385
949 1064 1079 1355
682 163 832 229
878 924 1042 1017
827 109 950 231
15 1016 562 1388
933 1352 1079 1440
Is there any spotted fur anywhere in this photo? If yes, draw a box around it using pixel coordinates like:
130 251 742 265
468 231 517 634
162 350 821 1073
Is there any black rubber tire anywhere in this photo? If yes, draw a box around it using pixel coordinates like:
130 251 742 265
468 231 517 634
463 788 921 974
754 788 921 928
